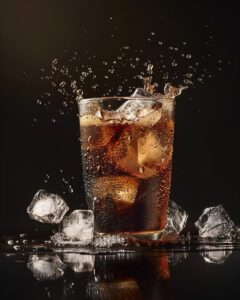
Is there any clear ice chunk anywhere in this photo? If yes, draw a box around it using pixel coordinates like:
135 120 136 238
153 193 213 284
92 176 139 210
63 254 95 272
27 189 69 224
27 254 65 281
80 114 117 150
137 130 166 168
195 205 234 238
164 200 188 234
231 226 240 240
108 125 167 179
201 250 232 264
61 210 94 244
117 98 161 121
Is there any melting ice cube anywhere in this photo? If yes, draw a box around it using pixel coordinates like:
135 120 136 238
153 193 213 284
117 97 161 121
27 254 65 281
201 250 232 264
138 130 166 169
80 114 117 150
108 126 168 179
195 205 234 238
63 254 94 272
164 200 188 234
27 190 69 224
92 176 139 210
61 210 94 244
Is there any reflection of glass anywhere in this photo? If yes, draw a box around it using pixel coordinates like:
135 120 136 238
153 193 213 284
78 96 175 239
63 253 95 272
87 253 172 300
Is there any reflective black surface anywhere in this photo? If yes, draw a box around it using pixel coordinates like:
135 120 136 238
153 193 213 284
1 249 239 300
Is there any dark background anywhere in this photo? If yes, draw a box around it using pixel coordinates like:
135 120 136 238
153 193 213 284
0 0 239 235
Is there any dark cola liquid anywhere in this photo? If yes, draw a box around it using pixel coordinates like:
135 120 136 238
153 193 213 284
80 99 174 236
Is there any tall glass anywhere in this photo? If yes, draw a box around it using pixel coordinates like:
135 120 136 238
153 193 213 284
78 95 175 239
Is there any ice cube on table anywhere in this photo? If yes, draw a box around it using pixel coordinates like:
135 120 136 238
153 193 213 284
61 210 94 244
231 226 240 240
63 254 94 272
92 176 139 210
201 250 232 264
195 205 234 238
164 200 188 235
27 254 65 281
27 190 69 224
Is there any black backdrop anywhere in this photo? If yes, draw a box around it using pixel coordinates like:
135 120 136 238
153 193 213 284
0 0 239 236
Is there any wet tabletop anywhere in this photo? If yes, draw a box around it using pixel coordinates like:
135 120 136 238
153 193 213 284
0 249 239 300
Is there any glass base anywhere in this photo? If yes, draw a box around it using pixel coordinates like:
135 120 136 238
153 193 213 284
128 230 165 240
96 230 165 241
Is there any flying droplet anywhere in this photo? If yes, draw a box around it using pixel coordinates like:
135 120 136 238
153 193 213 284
147 64 153 75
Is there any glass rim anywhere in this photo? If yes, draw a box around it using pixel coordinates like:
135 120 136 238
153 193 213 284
77 95 172 103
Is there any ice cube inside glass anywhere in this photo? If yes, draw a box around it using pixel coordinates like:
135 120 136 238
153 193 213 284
78 95 175 239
